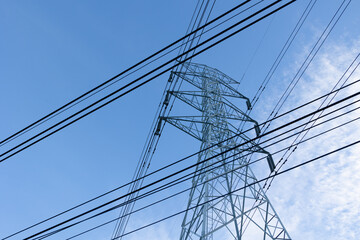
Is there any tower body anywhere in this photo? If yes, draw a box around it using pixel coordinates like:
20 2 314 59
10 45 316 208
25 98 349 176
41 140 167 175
162 62 291 240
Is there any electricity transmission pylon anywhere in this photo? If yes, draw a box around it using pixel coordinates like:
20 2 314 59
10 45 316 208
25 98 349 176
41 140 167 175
160 62 291 239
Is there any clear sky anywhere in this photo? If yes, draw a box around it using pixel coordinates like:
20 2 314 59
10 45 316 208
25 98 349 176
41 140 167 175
1 0 360 239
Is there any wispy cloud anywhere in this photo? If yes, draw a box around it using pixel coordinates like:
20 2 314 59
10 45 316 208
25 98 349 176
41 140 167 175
265 35 360 240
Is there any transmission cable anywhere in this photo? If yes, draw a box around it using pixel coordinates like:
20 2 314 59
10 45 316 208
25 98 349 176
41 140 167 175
264 52 360 190
0 0 257 147
242 0 353 208
0 0 295 164
33 115 360 240
28 102 360 240
111 0 218 238
250 0 318 108
0 0 231 149
261 0 351 134
113 137 360 239
3 77 359 240
68 1 356 237
18 89 360 240
48 96 360 240
0 0 266 149
235 0 317 154
65 108 360 239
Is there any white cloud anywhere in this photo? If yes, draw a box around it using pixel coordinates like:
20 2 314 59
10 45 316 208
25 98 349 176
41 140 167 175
265 35 360 240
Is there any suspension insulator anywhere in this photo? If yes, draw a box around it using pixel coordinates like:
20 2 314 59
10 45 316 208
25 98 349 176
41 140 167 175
267 154 276 172
254 123 261 137
168 72 174 82
155 118 163 135
246 99 252 110
163 91 170 106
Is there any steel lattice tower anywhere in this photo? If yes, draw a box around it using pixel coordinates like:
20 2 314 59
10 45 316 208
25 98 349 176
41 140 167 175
160 62 291 239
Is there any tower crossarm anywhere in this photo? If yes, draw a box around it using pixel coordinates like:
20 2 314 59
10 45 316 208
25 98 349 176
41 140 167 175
162 116 205 141
164 115 246 142
169 91 260 134
162 116 271 162
181 62 239 85
173 71 251 110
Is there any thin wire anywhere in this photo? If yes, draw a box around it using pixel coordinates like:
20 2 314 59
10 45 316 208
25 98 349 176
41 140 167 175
262 0 351 135
0 0 255 148
241 13 356 229
0 0 292 163
0 0 255 147
31 102 360 239
236 0 317 158
49 98 360 240
110 137 360 239
251 0 318 108
4 77 359 240
242 2 353 215
264 52 360 190
238 12 275 86
58 1 356 237
65 109 360 239
111 1 217 238
272 0 351 119
20 89 359 240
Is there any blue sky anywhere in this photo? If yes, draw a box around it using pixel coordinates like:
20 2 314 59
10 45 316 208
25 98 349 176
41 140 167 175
1 0 360 239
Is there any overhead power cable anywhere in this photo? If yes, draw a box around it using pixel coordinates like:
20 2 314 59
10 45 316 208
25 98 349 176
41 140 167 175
240 53 360 235
249 0 318 108
0 0 222 150
65 107 360 240
240 49 359 236
235 0 317 158
264 52 360 190
4 77 359 240
114 137 360 239
0 0 254 147
261 0 352 134
0 0 296 164
0 0 265 149
39 96 360 240
18 89 360 240
237 3 354 229
111 0 218 238
32 107 360 240
27 104 360 239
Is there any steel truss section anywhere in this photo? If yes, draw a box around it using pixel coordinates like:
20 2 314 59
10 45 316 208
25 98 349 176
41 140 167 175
162 62 290 240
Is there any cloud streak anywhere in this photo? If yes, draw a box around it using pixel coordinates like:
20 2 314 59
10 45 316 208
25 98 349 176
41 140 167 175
266 35 360 240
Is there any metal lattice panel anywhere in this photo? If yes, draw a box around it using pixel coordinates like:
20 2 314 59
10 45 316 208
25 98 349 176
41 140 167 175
162 62 290 240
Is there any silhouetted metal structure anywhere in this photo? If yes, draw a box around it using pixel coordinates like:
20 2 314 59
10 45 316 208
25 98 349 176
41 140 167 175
162 62 290 240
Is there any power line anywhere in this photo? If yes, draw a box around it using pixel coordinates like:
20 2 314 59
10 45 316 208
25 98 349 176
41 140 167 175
0 0 254 147
0 0 295 164
29 102 360 239
0 0 265 149
65 109 360 239
250 0 318 108
233 0 318 169
264 52 360 190
60 126 360 240
18 89 360 240
2 1 356 239
4 77 359 240
49 98 360 240
237 2 354 220
115 137 360 239
111 0 219 238
239 5 358 226
262 0 352 134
